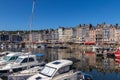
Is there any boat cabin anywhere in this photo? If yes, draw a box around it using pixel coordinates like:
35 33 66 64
27 59 93 80
2 52 21 62
14 53 45 66
0 52 23 66
41 59 73 77
27 59 75 80
0 53 45 73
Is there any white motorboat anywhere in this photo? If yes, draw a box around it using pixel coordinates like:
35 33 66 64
0 51 12 57
27 59 92 80
8 66 44 80
0 52 24 66
92 46 102 52
0 53 45 73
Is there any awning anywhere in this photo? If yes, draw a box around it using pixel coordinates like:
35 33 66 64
84 42 96 45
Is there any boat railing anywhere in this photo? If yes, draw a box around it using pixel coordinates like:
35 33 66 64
8 66 43 80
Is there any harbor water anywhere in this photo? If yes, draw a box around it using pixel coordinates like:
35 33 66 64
33 48 120 80
1 46 120 80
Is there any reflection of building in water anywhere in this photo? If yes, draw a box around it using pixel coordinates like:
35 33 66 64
57 49 73 59
57 49 83 61
107 58 115 69
78 51 96 67
46 49 58 62
96 58 117 73
74 51 120 73
75 51 96 71
39 48 120 74
114 58 120 68
84 52 96 66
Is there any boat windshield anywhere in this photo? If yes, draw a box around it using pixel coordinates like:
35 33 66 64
3 56 11 61
15 58 23 63
40 66 56 77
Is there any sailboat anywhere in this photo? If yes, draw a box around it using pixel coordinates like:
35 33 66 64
0 0 45 75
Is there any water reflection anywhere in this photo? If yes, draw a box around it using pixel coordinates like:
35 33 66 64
1 47 120 80
33 48 120 80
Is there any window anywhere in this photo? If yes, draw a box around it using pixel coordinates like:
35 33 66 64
54 65 70 77
15 58 23 63
64 79 70 80
9 56 18 61
21 57 34 63
40 66 56 77
36 56 44 62
21 58 28 63
3 56 11 61
29 57 34 62
58 66 70 74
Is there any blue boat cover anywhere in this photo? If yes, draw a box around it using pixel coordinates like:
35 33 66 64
34 53 45 57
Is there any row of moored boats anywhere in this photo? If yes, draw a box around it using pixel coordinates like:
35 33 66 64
0 51 93 80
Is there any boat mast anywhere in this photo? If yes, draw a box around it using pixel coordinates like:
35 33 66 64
29 0 36 52
26 0 36 70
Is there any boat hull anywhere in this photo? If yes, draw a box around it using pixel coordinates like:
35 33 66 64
0 63 45 73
